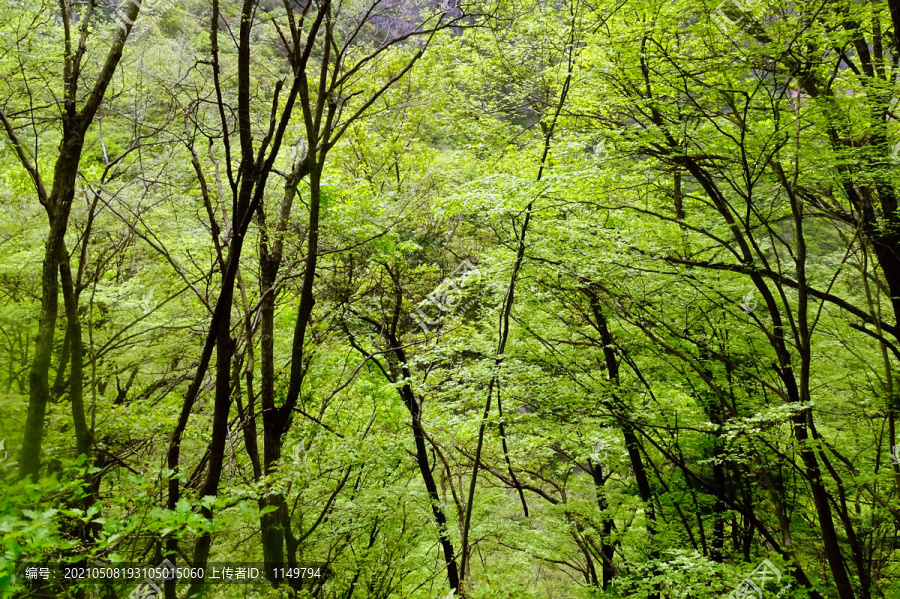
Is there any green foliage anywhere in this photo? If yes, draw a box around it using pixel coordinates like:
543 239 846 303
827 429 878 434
1 0 899 597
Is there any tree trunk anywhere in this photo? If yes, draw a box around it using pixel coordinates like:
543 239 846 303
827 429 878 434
59 245 89 457
590 463 616 589
393 339 461 592
20 133 84 479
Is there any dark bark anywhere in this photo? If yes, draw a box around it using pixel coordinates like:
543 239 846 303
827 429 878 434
665 147 857 598
257 164 321 576
15 0 141 480
257 163 309 575
343 312 461 592
20 140 82 479
590 463 616 589
710 423 726 562
393 340 461 591
185 331 236 597
172 0 331 582
59 245 89 457
587 288 658 597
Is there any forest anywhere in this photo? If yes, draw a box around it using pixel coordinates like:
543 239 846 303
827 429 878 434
0 0 898 597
